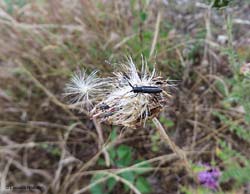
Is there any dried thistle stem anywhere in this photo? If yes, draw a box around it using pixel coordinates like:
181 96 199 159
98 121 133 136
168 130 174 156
93 118 110 167
152 117 193 177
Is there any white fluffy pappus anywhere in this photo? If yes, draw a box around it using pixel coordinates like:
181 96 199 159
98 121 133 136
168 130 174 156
64 70 113 111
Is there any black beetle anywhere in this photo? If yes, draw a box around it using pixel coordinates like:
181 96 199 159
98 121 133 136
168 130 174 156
125 78 163 94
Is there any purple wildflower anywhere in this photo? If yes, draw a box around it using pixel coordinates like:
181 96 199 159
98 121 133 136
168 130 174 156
198 165 221 190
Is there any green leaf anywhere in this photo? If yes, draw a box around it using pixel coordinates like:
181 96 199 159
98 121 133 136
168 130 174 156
159 117 174 127
221 165 250 185
116 158 131 167
152 144 159 152
116 145 132 166
210 0 230 8
107 129 118 164
117 145 131 159
119 171 135 192
90 174 106 194
90 184 104 194
51 147 61 157
110 129 117 141
120 171 135 183
135 177 152 193
245 114 250 123
215 80 228 97
97 158 106 166
165 120 174 127
109 147 116 161
150 132 160 152
107 177 116 191
140 11 147 22
134 161 152 175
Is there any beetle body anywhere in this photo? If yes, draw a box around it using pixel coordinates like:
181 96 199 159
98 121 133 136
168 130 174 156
125 78 162 94
132 86 162 93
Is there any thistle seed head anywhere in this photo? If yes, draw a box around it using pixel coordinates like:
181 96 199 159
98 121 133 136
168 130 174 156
65 57 172 128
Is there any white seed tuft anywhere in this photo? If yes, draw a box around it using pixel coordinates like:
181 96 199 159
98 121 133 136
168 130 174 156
64 70 113 111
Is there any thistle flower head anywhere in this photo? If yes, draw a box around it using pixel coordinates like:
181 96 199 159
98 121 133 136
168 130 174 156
198 164 221 190
91 57 171 127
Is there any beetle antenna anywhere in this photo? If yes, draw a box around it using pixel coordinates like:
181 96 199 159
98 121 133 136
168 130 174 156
123 76 134 89
127 80 134 88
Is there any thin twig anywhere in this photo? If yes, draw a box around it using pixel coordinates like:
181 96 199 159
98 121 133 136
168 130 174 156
93 118 110 167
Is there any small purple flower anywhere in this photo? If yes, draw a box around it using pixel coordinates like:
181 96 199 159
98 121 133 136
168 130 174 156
198 165 221 190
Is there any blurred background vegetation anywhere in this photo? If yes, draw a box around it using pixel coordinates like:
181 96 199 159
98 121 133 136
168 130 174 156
0 0 250 193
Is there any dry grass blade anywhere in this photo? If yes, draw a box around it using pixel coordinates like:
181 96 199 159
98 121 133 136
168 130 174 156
150 11 162 58
152 117 194 179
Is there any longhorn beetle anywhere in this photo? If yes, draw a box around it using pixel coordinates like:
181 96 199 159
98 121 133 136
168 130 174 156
124 77 163 94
